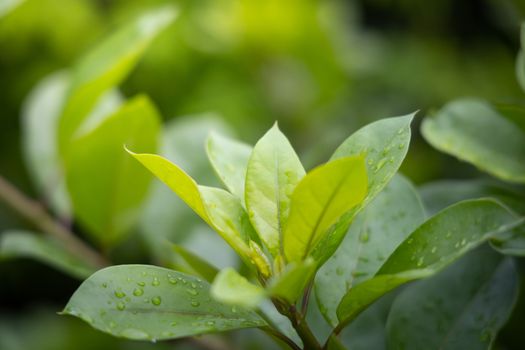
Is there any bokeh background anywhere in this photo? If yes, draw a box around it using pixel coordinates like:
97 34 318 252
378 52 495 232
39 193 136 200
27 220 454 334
1 0 524 349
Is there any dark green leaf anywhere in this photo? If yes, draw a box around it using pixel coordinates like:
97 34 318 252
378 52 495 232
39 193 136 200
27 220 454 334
316 175 425 325
386 247 519 350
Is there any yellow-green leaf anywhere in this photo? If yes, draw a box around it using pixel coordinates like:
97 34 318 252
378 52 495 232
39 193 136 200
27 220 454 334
284 156 368 262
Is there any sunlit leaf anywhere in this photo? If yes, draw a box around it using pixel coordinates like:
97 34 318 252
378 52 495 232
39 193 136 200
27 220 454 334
63 265 266 341
269 258 316 304
284 156 367 262
245 124 305 256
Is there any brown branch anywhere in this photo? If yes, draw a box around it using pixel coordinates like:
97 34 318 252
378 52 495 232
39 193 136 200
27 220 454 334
0 175 108 268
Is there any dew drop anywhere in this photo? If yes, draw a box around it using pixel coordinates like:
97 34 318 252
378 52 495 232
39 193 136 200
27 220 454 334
431 246 437 254
231 306 238 313
168 277 178 285
460 238 467 246
398 142 405 149
191 301 200 307
206 321 215 326
407 238 414 244
170 321 178 327
114 290 126 298
186 289 198 296
359 230 370 243
152 277 160 286
116 302 126 311
120 328 150 340
133 288 144 297
109 321 117 328
101 282 108 288
137 281 146 287
416 257 424 267
152 296 162 306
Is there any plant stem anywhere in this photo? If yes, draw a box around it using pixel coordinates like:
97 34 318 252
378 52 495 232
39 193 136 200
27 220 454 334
0 175 108 268
301 279 314 315
289 305 322 350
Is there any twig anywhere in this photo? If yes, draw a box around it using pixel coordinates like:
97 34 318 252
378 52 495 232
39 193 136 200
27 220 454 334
0 175 108 268
301 279 314 315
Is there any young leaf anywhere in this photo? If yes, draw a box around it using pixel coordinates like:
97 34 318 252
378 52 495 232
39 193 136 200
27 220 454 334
139 116 234 264
129 150 253 260
316 175 425 326
0 230 96 279
386 247 518 350
171 244 219 283
245 124 306 256
269 258 316 304
62 265 266 341
206 132 252 202
211 268 266 308
283 156 367 262
58 6 177 152
335 199 522 329
311 114 415 264
422 99 525 183
65 95 160 247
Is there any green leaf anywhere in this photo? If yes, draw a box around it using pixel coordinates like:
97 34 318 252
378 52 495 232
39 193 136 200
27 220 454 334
21 71 71 217
0 0 24 17
171 244 219 283
316 175 425 326
422 99 525 183
129 150 253 260
516 24 525 93
269 258 316 304
211 268 266 308
63 265 266 341
312 114 415 263
139 116 235 265
245 124 306 256
283 156 367 262
58 6 177 152
0 231 96 279
336 199 522 329
206 132 252 203
386 247 519 350
65 95 160 247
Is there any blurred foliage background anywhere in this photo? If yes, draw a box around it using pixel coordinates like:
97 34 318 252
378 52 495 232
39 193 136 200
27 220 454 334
1 0 525 349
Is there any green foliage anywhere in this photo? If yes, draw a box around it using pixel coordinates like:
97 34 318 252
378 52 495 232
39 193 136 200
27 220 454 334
0 230 96 278
62 265 266 341
4 5 525 350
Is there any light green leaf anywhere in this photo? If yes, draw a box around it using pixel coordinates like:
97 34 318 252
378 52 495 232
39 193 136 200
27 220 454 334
316 175 425 326
284 156 367 262
245 124 306 256
58 5 177 152
21 71 71 217
139 116 235 265
211 268 266 308
171 244 219 283
386 247 519 350
312 114 414 263
269 258 316 304
0 231 96 279
63 265 266 341
65 95 160 247
206 132 252 202
422 99 525 183
129 150 253 260
0 0 24 17
336 199 522 329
